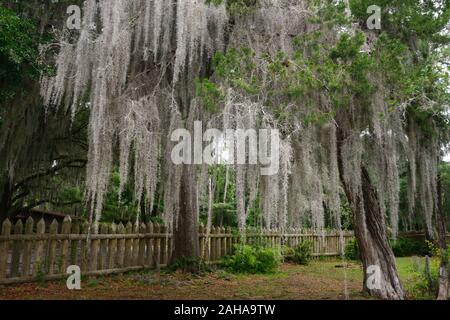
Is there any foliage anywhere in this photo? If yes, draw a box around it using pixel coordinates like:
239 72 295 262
390 237 428 257
291 241 313 265
101 170 140 223
0 3 40 101
405 256 441 299
280 245 294 259
350 0 450 45
221 244 281 274
439 162 450 230
344 238 360 261
195 78 224 113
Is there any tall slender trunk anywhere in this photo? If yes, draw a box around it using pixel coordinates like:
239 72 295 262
436 172 449 300
171 164 200 271
337 129 404 300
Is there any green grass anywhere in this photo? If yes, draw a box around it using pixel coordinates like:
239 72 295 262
0 256 442 300
396 256 441 300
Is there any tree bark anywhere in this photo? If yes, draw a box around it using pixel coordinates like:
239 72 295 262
337 129 405 300
436 171 449 300
170 164 200 271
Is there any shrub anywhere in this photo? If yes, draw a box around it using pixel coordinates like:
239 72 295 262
221 244 281 274
390 236 428 257
291 241 313 265
407 256 441 299
281 245 294 261
344 238 359 261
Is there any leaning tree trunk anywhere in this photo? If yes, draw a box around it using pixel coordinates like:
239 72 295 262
436 172 449 300
170 164 200 271
337 130 405 300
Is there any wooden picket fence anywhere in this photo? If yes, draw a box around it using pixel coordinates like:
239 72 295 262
0 216 354 285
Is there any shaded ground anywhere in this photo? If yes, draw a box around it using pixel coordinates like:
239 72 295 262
0 258 432 300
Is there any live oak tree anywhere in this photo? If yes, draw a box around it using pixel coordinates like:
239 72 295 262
0 2 88 221
3 0 449 298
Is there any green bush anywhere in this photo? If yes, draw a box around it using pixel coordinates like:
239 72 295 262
281 245 294 260
407 256 441 299
221 244 281 274
390 236 428 257
291 241 313 265
344 238 359 261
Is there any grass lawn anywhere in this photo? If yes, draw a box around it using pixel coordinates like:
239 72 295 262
0 257 439 300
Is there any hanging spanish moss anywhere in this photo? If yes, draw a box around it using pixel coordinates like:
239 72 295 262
39 0 447 254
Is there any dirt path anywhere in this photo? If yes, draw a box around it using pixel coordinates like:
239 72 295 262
0 261 367 300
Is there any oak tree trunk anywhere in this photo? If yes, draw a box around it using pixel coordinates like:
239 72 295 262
337 129 405 300
171 164 200 271
436 172 449 300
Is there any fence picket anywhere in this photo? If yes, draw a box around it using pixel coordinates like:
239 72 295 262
89 223 100 271
160 225 167 266
226 227 232 255
48 220 58 275
124 222 133 267
108 223 117 269
33 219 45 277
138 223 146 266
145 222 153 267
221 227 226 257
0 219 12 280
70 223 80 266
22 217 34 277
11 220 23 277
153 223 161 268
60 216 72 273
116 223 125 268
79 222 88 272
100 223 109 270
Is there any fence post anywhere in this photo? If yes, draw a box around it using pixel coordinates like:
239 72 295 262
108 223 117 269
116 223 125 268
145 222 154 267
11 220 23 277
21 217 34 277
33 219 45 277
138 223 146 266
47 220 58 275
0 219 12 280
60 216 72 273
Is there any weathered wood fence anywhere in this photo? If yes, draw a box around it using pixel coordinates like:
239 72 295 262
0 216 354 285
